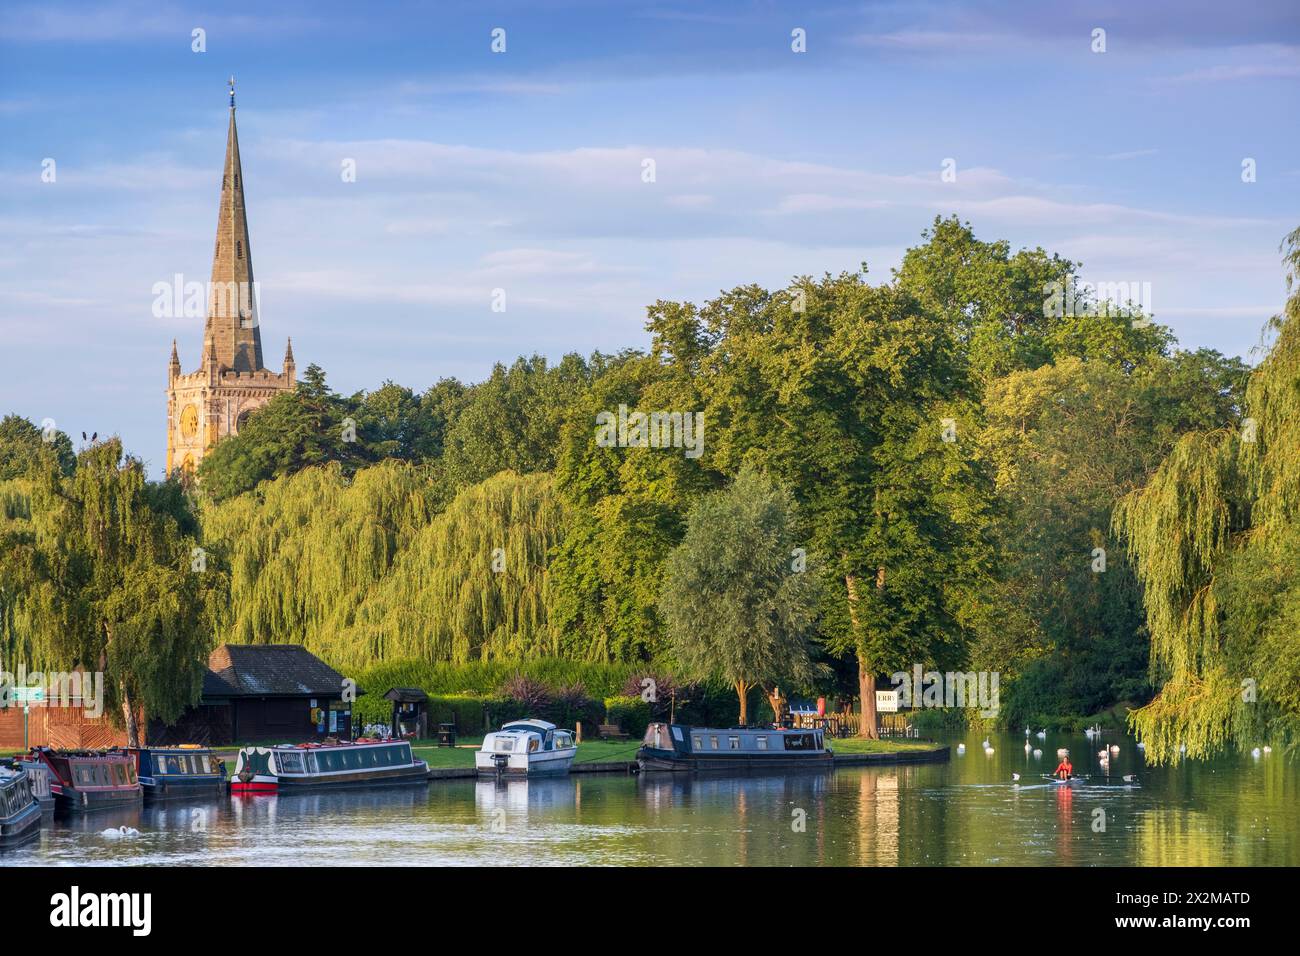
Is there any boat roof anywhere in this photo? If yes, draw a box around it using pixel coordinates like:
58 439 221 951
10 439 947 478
250 739 409 751
656 723 822 735
499 719 557 732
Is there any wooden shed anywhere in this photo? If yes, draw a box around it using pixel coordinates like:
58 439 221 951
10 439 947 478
151 644 354 745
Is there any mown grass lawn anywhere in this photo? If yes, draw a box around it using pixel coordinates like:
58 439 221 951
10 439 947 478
413 736 643 769
826 736 942 753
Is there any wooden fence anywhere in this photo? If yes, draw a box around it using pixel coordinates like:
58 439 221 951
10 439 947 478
0 702 133 751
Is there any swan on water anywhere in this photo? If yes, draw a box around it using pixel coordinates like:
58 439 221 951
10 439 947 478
100 826 139 839
956 743 966 754
1036 729 1047 739
1263 746 1272 754
1252 748 1261 758
984 746 995 755
1011 773 1020 781
1033 749 1042 758
1122 774 1137 783
1109 745 1119 754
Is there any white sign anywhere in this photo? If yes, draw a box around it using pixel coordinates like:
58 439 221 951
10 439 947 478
876 690 900 713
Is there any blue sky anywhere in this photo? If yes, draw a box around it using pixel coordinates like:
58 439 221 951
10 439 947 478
2 0 1298 476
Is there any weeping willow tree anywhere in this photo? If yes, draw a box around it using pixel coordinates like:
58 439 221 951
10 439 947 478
203 462 566 671
332 470 566 669
201 459 438 659
0 440 216 745
1116 228 1300 763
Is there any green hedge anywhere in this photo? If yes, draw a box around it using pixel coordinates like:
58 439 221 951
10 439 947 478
352 658 641 699
604 696 651 738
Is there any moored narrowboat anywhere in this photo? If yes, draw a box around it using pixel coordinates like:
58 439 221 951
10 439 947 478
637 722 833 772
127 745 226 801
11 756 54 814
29 747 144 815
230 738 428 794
475 719 577 776
0 766 42 849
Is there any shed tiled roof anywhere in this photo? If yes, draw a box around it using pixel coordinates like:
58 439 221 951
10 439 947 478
202 644 346 699
383 687 429 703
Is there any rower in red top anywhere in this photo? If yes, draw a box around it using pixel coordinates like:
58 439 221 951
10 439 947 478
1054 753 1074 779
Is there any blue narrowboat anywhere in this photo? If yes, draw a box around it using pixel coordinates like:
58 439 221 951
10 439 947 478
637 722 833 772
0 766 44 848
127 746 226 801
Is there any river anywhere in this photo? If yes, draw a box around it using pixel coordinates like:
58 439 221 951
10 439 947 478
4 732 1295 866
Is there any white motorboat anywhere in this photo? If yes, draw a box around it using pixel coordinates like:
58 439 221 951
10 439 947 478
475 719 577 776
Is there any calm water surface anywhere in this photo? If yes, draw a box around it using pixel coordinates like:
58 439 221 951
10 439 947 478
5 732 1296 866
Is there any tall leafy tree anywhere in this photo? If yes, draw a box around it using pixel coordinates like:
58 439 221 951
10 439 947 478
1116 229 1300 762
0 415 75 480
9 439 217 745
658 464 823 724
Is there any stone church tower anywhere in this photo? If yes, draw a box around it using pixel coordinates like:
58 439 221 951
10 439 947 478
166 80 295 479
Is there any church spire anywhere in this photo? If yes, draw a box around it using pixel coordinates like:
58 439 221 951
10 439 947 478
204 77 263 374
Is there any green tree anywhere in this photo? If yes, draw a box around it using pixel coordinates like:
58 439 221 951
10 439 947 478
0 415 75 479
658 464 823 724
9 439 218 745
198 364 372 500
1116 229 1300 762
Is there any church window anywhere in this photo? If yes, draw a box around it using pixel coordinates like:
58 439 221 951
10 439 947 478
236 240 242 258
223 175 228 189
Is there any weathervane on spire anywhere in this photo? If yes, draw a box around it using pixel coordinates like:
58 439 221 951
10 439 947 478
228 75 235 108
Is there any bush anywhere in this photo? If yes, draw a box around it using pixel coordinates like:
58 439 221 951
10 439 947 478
604 696 651 738
352 693 391 727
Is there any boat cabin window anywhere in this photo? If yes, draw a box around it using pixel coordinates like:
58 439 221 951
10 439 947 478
782 733 818 751
495 737 516 752
692 736 703 749
710 736 719 750
756 736 768 750
276 751 306 774
728 736 740 750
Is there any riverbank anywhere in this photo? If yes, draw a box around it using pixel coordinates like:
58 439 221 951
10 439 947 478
411 735 948 778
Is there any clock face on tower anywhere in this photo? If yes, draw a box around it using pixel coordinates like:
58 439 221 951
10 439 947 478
180 404 199 440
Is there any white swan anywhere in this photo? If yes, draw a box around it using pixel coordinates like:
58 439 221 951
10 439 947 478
1122 774 1137 783
1011 772 1020 781
1263 746 1272 754
100 825 139 839
1109 744 1120 754
1033 748 1042 758
956 743 966 754
1251 748 1261 758
1036 729 1047 739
